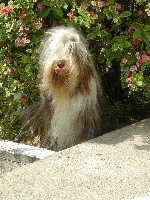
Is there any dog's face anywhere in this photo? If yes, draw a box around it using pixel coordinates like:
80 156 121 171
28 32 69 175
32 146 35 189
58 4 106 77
39 26 96 97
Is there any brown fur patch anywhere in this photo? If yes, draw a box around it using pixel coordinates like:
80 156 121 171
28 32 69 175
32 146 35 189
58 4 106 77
20 95 53 145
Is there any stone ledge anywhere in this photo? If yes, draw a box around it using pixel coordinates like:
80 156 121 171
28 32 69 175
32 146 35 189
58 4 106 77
0 140 55 174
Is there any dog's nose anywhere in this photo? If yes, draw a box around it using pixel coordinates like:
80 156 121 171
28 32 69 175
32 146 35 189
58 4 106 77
57 60 65 68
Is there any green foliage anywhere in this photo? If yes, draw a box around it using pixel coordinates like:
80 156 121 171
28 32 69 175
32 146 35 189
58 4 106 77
0 0 150 143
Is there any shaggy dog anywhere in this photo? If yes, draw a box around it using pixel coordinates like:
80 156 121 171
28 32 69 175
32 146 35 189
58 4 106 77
20 26 107 151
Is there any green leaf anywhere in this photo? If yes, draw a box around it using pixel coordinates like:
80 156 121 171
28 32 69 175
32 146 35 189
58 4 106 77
52 7 63 19
131 22 142 29
20 56 30 64
133 30 141 39
106 11 112 19
136 81 143 86
112 43 120 51
120 11 131 18
97 30 107 37
95 26 100 33
109 6 116 14
146 43 150 54
140 31 149 43
78 8 89 17
25 64 32 72
39 8 50 18
141 65 146 71
122 41 131 48
113 16 121 24
0 34 7 41
84 19 92 28
143 25 150 31
40 1 52 6
111 36 119 42
63 3 68 10
87 33 95 40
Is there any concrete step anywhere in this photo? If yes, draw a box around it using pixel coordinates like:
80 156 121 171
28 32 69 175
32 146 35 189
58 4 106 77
0 118 150 200
0 140 55 175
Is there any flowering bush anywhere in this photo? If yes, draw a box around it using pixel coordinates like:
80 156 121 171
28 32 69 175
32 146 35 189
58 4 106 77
65 0 150 99
0 0 150 143
0 1 45 141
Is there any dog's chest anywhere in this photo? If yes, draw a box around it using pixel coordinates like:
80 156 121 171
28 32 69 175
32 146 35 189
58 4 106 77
50 95 89 149
49 79 98 150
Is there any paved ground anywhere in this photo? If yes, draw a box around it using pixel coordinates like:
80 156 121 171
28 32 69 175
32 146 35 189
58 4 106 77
0 118 150 200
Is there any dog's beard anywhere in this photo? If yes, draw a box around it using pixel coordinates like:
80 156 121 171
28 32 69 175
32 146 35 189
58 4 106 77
49 59 70 87
41 57 87 97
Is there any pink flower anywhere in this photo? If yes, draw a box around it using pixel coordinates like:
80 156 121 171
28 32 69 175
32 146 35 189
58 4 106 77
14 137 19 141
36 22 42 30
124 71 129 78
20 98 27 105
16 37 26 47
6 4 13 12
136 59 143 65
5 58 10 64
67 12 73 20
130 46 136 51
147 11 150 16
115 3 121 10
0 83 3 88
136 54 150 66
12 19 17 23
37 4 45 11
147 86 150 93
19 25 28 32
98 1 105 8
142 55 150 61
30 83 35 89
91 1 97 6
116 11 119 16
1 9 8 17
89 12 98 19
92 14 98 19
141 51 146 55
138 10 143 14
126 78 130 83
131 37 142 45
4 71 8 75
122 58 128 64
4 68 11 75
7 68 11 73
80 3 87 9
136 52 140 60
130 65 137 72
16 80 20 84
128 27 135 35
126 78 132 86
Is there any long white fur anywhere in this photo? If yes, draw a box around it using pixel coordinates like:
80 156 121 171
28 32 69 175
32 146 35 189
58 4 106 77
49 78 98 150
